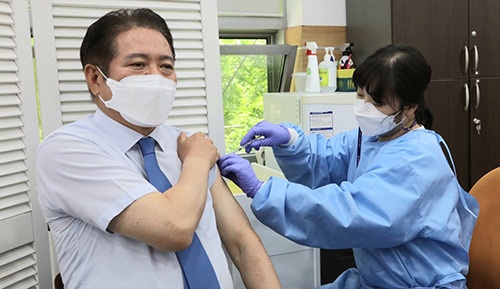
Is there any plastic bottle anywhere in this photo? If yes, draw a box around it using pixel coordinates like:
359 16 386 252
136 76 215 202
319 47 337 92
304 42 321 93
339 45 354 69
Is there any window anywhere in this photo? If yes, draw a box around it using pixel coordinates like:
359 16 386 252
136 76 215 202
219 39 297 154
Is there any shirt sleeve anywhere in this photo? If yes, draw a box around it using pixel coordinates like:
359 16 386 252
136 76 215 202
36 133 156 231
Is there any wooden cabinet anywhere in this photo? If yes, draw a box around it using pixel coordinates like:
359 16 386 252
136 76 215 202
346 0 500 189
320 249 356 284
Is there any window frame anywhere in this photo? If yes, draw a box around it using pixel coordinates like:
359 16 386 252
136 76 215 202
218 43 297 157
219 44 297 93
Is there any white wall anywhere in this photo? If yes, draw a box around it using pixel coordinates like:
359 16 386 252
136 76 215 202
217 0 282 16
217 0 346 32
287 0 346 27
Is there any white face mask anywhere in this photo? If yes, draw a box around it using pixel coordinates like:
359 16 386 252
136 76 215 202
97 67 176 127
353 99 405 136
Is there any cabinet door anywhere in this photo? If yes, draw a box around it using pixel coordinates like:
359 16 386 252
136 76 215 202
469 0 500 78
320 249 355 285
426 80 470 189
391 0 468 80
469 78 500 185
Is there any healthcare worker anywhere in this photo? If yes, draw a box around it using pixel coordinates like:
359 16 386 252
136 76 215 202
218 44 479 289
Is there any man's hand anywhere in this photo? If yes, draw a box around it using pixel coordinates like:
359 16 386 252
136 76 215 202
177 132 219 169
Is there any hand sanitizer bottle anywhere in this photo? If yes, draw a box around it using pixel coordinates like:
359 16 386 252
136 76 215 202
319 47 337 92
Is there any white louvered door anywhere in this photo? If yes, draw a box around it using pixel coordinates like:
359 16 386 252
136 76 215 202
0 0 52 288
31 0 225 150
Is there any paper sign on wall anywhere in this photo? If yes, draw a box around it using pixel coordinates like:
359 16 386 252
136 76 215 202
309 111 334 138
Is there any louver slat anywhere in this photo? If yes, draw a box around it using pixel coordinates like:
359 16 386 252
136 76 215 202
0 0 41 287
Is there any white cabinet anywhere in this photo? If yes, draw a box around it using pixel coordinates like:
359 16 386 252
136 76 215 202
263 92 358 171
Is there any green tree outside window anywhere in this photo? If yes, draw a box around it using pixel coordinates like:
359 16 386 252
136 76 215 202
220 39 268 153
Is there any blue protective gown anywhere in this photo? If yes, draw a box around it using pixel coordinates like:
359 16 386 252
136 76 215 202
251 125 479 289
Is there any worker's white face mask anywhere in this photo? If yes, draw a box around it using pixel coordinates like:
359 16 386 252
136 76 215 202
96 67 176 128
353 99 405 136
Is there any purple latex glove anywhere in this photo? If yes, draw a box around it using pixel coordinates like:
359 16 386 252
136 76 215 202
218 153 263 198
240 120 291 153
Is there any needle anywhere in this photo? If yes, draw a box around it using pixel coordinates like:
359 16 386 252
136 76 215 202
233 136 265 153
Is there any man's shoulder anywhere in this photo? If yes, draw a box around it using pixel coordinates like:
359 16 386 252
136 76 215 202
42 116 95 142
156 123 184 134
153 124 186 145
37 116 106 156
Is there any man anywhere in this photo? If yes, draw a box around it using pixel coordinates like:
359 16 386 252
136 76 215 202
36 8 281 289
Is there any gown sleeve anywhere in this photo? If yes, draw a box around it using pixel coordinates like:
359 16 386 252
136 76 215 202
252 132 455 250
272 124 358 188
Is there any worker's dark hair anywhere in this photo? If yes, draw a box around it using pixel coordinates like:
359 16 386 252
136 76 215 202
353 44 433 129
80 7 175 77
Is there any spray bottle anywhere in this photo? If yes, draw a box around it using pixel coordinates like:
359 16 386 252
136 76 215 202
319 47 337 92
305 42 321 93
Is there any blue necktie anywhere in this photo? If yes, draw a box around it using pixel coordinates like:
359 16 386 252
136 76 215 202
138 137 221 289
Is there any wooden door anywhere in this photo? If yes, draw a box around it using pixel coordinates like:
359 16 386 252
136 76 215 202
469 0 500 78
391 0 468 80
468 0 500 185
469 77 500 186
426 80 470 189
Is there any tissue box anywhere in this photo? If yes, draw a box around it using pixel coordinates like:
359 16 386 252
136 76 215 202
337 69 356 92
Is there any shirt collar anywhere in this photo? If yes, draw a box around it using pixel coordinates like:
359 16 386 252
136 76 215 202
148 127 167 152
92 108 161 153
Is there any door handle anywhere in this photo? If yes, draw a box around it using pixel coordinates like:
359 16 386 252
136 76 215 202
464 46 469 74
474 80 480 110
464 83 470 111
473 45 479 73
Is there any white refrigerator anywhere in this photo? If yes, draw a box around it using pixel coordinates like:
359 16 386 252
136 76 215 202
263 91 359 170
